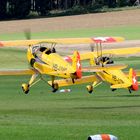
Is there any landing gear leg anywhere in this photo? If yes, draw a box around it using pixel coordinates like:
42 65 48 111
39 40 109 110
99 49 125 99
129 88 132 94
51 76 59 92
21 73 39 94
22 83 30 94
86 85 93 93
52 83 59 92
86 81 101 94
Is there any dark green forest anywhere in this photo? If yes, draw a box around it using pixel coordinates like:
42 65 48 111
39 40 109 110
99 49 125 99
0 0 139 19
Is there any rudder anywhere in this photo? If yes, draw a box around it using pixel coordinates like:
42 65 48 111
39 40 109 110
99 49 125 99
129 68 138 91
72 51 82 79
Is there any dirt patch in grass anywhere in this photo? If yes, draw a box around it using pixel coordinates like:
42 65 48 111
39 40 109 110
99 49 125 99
0 9 140 34
0 9 140 54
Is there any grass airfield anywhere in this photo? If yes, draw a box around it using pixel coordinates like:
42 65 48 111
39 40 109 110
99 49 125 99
0 25 140 40
0 21 140 139
0 48 140 140
0 74 140 140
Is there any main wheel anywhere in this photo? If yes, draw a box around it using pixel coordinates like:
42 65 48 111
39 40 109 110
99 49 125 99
52 83 59 92
22 83 29 94
86 85 93 94
112 88 117 92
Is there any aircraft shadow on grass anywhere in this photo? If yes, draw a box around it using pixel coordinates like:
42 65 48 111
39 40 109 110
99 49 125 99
117 94 140 97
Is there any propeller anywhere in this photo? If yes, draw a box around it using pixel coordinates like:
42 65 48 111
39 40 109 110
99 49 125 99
24 29 31 40
90 43 94 52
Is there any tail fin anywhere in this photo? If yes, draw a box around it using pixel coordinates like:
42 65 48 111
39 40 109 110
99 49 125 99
129 68 138 91
72 51 82 79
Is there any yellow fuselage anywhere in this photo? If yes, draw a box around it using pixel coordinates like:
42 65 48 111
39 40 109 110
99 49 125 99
27 47 75 78
97 69 131 86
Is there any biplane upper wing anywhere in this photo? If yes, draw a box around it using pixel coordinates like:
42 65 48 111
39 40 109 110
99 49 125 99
0 37 124 47
0 38 92 47
0 69 35 75
80 47 140 60
91 36 124 43
101 47 140 56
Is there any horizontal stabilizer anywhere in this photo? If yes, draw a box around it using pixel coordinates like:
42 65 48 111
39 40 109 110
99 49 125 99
135 70 140 77
111 83 131 89
82 64 127 72
48 75 99 87
125 70 140 77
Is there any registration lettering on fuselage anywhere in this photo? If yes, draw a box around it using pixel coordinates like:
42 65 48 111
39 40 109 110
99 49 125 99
112 75 123 84
53 64 67 71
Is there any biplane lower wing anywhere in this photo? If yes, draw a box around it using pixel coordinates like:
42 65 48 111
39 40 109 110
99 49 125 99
0 68 77 78
0 69 70 78
48 75 99 87
0 69 35 75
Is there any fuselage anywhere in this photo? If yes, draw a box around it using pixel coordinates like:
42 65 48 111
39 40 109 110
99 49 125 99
97 69 131 87
27 46 75 78
41 52 74 73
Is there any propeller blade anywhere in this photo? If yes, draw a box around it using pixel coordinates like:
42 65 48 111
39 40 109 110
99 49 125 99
24 29 31 40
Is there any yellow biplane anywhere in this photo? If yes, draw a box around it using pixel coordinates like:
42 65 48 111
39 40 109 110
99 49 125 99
0 38 89 94
47 37 140 94
0 37 102 94
0 36 139 94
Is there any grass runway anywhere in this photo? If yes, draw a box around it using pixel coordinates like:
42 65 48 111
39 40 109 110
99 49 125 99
0 25 140 40
0 56 140 140
0 25 140 139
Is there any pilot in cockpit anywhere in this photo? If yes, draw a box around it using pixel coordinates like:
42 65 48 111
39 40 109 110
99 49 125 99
39 46 56 54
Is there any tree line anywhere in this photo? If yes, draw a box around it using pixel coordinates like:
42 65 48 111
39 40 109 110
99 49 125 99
0 0 138 19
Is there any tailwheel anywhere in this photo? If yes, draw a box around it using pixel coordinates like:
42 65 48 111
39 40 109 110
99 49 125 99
86 85 93 94
52 82 59 92
129 88 132 94
22 83 30 94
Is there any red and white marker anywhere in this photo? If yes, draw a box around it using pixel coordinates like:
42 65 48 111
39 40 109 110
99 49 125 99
88 134 118 140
